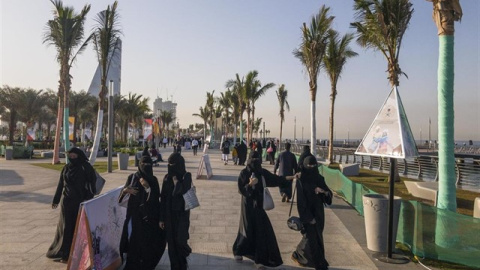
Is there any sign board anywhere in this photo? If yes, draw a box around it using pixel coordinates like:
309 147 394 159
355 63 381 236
68 187 126 270
355 87 418 158
196 154 213 179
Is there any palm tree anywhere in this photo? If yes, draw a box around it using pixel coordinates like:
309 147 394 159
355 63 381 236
248 72 275 143
218 91 233 137
293 5 334 156
193 106 209 141
205 91 216 140
69 90 94 144
43 0 91 164
0 86 23 144
323 30 358 163
253 117 263 139
89 1 121 164
276 84 290 152
351 0 413 88
17 89 45 146
225 74 246 143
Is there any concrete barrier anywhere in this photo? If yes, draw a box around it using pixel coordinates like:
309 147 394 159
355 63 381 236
340 163 359 176
404 181 438 206
474 198 480 218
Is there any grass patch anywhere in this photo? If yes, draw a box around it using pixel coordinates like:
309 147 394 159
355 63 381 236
32 160 136 174
347 169 479 216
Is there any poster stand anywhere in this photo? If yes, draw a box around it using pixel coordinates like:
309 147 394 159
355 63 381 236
196 154 213 179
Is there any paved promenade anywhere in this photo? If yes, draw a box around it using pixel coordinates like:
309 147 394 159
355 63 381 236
0 147 426 270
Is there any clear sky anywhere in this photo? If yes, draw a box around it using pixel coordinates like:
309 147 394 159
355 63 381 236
1 0 479 141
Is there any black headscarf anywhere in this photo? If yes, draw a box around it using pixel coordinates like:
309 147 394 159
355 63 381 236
246 151 262 175
167 152 186 179
67 147 88 167
142 146 150 157
138 155 154 179
301 155 320 177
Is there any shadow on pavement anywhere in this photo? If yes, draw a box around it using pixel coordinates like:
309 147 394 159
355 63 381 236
0 170 24 186
0 191 52 204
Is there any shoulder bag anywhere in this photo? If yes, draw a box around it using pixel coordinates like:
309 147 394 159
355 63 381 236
262 176 275 210
287 180 303 231
183 174 200 210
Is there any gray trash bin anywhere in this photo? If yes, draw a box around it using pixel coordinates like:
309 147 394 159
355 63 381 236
5 148 13 160
362 194 401 252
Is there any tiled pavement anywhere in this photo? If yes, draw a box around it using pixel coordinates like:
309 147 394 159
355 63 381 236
0 147 425 270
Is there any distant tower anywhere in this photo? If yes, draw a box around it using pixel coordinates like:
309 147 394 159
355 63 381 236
87 39 122 96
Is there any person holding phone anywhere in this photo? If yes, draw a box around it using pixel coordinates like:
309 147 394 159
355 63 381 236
119 155 166 270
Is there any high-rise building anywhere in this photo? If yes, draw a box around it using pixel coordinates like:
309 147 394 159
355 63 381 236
153 97 177 128
87 39 122 96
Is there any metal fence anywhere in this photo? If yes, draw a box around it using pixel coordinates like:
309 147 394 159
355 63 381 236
291 144 480 191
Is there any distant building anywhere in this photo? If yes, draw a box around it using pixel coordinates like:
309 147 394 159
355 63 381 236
87 39 122 96
153 97 177 129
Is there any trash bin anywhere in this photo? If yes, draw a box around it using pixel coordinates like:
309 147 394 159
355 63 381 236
5 148 13 160
362 194 401 252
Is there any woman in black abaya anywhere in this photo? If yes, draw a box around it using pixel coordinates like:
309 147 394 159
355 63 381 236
47 147 96 262
160 152 192 270
293 156 332 270
232 151 296 269
119 155 166 270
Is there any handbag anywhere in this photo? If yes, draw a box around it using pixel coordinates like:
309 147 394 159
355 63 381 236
95 171 106 195
262 176 275 210
287 180 303 231
183 185 200 211
267 147 273 153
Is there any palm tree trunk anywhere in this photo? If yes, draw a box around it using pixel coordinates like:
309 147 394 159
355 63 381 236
279 120 283 153
52 97 63 164
246 108 251 144
328 89 336 162
437 35 456 211
310 87 317 157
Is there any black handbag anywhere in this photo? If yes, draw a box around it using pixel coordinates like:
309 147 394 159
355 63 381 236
287 181 303 231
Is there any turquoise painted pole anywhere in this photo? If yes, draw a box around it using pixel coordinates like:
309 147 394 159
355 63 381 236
436 35 457 212
240 121 243 143
63 108 70 162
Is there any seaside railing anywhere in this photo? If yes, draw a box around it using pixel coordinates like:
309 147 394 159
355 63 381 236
290 144 480 190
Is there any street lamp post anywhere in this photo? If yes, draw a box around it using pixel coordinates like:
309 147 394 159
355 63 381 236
107 80 114 173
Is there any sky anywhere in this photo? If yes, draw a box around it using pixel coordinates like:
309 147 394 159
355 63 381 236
1 0 479 142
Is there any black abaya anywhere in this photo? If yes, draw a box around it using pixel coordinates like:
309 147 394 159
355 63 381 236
119 172 166 270
232 168 290 267
161 153 193 270
46 153 96 261
237 142 247 165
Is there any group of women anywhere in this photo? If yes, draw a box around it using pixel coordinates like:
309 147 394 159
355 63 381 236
47 147 192 270
48 145 331 270
233 146 332 270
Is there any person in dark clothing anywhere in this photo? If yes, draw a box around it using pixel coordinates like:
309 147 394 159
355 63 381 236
221 139 231 165
237 140 248 166
297 145 313 171
255 141 263 164
119 155 166 270
274 142 298 202
293 156 332 270
232 151 296 269
160 153 193 270
47 147 96 263
142 146 150 157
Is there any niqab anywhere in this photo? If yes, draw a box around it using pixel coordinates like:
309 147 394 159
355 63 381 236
167 152 186 179
247 151 262 176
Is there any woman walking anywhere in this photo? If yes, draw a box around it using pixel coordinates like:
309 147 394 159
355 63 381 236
232 151 296 269
293 156 332 270
46 147 96 263
160 152 193 270
118 155 166 270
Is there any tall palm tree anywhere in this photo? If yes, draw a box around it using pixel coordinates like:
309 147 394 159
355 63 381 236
323 30 358 163
17 89 45 146
225 74 246 143
253 117 263 138
44 0 91 164
351 0 413 88
218 91 232 137
192 106 209 140
69 90 94 143
248 73 274 143
293 5 334 156
276 84 290 152
205 91 216 140
89 1 121 164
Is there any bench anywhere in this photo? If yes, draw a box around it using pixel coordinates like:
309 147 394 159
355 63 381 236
339 163 360 176
474 198 480 218
404 181 438 206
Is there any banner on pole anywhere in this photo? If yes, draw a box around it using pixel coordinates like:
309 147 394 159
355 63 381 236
27 122 36 141
69 117 75 141
355 88 418 158
143 119 153 141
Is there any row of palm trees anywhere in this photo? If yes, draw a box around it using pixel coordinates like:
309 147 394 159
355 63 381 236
0 86 152 147
43 0 122 164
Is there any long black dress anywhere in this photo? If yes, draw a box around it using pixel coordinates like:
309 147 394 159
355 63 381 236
119 170 166 270
232 167 290 267
160 153 192 270
237 141 248 165
46 148 96 261
294 164 331 270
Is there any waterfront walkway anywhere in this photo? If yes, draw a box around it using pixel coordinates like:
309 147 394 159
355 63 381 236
0 147 427 270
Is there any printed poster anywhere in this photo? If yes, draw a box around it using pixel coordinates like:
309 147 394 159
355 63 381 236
69 117 75 141
143 119 153 141
26 123 36 141
355 87 418 158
